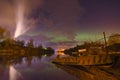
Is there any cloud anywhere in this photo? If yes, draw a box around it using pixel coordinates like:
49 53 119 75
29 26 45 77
0 0 44 37
0 0 84 46
25 0 84 41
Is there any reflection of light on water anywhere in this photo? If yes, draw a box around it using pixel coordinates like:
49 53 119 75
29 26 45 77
40 55 47 62
57 49 65 55
9 65 23 80
40 54 54 62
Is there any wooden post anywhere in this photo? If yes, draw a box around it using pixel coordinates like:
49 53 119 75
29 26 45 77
103 32 108 62
103 32 107 48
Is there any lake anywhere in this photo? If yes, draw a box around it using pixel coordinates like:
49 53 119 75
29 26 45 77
0 54 120 80
0 55 78 80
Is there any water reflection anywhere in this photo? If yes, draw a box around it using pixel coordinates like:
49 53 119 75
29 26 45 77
0 53 120 80
54 64 119 80
0 54 78 80
9 65 23 80
54 64 94 80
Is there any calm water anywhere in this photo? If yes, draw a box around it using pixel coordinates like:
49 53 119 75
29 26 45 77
0 54 119 80
0 55 78 80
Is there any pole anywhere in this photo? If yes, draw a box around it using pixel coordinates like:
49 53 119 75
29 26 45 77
103 32 107 48
103 32 108 62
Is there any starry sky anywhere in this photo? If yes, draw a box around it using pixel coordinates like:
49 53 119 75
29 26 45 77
0 0 120 48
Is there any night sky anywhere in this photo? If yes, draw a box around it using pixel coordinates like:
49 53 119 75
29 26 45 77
0 0 120 49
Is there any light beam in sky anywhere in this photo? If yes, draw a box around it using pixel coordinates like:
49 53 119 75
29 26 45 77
14 0 29 38
14 1 24 38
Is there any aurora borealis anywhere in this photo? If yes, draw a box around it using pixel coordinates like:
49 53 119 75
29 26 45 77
0 0 120 48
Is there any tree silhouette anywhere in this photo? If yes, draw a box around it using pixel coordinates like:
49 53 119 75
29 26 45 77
27 39 34 48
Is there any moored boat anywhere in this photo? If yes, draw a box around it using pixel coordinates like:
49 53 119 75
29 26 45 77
52 54 112 66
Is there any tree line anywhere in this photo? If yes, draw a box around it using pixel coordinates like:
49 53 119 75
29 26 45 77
0 26 54 57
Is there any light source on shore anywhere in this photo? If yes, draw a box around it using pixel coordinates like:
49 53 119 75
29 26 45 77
57 49 65 55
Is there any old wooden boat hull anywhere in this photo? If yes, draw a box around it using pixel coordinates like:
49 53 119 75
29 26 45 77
52 55 112 66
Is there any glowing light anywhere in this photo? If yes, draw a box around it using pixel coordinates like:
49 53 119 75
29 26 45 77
75 33 103 42
78 49 86 53
14 1 24 38
44 54 47 56
57 49 65 55
14 1 29 38
9 65 23 80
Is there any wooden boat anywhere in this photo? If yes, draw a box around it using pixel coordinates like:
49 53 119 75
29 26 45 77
52 54 112 66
